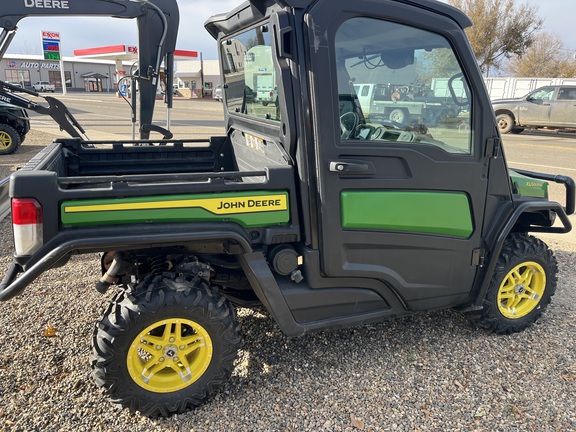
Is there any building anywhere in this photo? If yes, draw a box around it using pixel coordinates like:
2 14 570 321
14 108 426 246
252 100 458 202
3 53 131 92
174 59 221 98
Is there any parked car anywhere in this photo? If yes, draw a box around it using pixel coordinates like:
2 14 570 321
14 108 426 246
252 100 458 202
213 84 223 101
0 102 30 154
492 85 576 134
5 81 23 92
32 81 55 92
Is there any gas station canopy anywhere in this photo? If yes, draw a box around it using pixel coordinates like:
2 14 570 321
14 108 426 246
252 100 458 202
74 45 198 61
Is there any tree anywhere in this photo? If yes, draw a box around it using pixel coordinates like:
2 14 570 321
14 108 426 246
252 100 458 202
448 0 543 76
506 32 576 77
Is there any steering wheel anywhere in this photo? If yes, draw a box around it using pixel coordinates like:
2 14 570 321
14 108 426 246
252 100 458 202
340 112 359 139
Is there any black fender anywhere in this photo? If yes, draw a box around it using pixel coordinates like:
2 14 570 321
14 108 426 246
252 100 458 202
0 223 252 301
470 200 572 310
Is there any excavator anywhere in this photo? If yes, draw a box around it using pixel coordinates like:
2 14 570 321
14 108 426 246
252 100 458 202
0 0 179 139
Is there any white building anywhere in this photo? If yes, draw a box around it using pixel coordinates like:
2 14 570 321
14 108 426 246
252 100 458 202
3 53 132 92
174 59 221 98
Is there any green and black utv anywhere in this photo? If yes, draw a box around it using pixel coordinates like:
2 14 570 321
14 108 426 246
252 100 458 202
0 0 574 417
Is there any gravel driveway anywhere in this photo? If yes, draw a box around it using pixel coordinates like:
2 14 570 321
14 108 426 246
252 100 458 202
0 131 575 431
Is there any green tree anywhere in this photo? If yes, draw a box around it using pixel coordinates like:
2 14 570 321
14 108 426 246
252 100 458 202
448 0 543 75
506 32 576 77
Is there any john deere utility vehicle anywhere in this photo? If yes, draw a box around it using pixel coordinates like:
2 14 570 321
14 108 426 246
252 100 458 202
0 0 574 417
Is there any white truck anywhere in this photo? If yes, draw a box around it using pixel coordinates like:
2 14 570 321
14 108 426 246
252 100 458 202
32 81 55 92
353 82 462 125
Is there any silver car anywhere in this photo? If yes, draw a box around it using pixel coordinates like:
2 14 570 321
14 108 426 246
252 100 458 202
492 85 576 134
213 84 223 102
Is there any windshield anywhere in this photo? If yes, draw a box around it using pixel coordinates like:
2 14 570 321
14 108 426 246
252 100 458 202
220 24 280 122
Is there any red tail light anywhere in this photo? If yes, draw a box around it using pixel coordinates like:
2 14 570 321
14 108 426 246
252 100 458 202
12 198 43 256
12 198 43 225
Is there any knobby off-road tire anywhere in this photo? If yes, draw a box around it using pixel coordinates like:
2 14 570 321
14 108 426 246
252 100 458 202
92 273 242 417
0 124 21 155
469 233 557 334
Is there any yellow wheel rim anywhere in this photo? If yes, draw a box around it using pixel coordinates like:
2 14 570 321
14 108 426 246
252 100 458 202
127 318 213 393
497 261 546 319
0 131 12 150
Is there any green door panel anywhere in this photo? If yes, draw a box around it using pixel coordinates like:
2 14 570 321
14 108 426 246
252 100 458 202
341 191 473 237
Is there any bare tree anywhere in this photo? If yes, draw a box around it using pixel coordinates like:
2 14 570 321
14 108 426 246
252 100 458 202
448 0 543 76
506 32 576 77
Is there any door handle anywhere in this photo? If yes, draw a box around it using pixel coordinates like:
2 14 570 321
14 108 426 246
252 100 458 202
329 161 371 173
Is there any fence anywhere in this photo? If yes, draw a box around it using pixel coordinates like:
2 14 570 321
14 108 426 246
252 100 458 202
484 77 576 100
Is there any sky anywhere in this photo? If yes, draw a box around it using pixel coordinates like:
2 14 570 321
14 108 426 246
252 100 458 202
5 0 576 61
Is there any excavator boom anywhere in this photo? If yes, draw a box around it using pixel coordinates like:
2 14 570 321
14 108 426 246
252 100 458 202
0 0 179 138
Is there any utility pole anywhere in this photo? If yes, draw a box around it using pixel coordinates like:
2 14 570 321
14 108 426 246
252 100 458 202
200 52 204 98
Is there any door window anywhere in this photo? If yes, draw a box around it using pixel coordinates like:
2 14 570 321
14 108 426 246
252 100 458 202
221 24 280 122
557 88 576 100
335 17 473 155
529 87 554 101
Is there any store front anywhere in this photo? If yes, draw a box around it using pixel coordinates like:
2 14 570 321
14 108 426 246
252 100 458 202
3 54 122 92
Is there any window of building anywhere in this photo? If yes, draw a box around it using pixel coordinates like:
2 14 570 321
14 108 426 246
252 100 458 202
5 69 31 86
48 70 72 88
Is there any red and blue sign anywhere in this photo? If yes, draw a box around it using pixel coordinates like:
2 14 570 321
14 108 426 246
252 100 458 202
41 31 61 61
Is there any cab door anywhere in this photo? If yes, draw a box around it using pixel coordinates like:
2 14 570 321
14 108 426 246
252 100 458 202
305 1 496 310
520 87 554 126
549 87 576 127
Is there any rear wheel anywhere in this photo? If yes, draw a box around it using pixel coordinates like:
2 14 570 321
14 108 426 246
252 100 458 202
496 113 515 134
469 234 557 334
0 124 21 155
389 108 407 124
92 273 242 416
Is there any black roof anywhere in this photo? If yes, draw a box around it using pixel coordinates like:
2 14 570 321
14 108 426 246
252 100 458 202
204 0 471 39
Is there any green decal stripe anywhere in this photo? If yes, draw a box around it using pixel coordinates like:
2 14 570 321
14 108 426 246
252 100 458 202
509 170 548 199
341 191 473 238
61 191 289 228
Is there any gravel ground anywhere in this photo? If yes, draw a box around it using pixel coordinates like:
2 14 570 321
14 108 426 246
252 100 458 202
0 130 575 431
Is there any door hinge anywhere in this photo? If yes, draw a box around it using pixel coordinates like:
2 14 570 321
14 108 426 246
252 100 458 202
471 248 486 267
485 137 501 158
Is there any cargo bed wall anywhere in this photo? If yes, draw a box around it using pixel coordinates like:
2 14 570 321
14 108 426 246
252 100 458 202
57 137 237 178
6 136 299 250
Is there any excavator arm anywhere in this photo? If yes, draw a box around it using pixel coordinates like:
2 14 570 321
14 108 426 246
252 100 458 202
0 0 179 139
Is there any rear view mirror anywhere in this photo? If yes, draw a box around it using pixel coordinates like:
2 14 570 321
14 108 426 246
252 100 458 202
380 50 414 69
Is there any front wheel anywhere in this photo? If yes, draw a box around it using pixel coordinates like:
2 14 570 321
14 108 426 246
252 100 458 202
469 234 557 334
0 124 21 155
496 113 515 134
92 274 242 416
